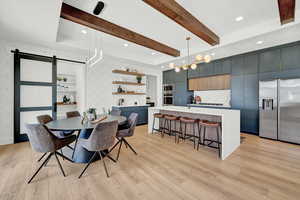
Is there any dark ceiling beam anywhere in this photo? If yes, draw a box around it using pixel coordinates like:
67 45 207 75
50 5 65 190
142 0 220 46
60 3 180 57
278 0 296 25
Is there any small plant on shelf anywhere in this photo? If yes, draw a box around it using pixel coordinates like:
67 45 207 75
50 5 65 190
136 75 142 83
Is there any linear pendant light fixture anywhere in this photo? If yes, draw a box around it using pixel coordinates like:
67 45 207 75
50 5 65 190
170 37 212 72
87 30 103 67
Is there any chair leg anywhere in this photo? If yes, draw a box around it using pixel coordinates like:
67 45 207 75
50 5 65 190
116 139 123 161
152 117 155 134
99 151 109 178
78 152 98 179
72 132 80 159
28 153 53 184
54 152 66 177
123 138 137 155
109 138 121 153
197 124 202 151
61 149 64 160
37 152 47 162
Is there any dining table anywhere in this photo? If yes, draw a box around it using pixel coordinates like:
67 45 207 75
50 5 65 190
46 114 127 163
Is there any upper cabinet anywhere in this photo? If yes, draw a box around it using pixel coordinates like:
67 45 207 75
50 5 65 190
188 74 231 91
281 44 300 71
259 49 281 73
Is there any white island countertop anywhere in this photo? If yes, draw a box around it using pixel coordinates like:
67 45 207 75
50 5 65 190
148 106 240 160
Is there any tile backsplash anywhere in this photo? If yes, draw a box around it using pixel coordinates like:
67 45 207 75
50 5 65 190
194 90 231 106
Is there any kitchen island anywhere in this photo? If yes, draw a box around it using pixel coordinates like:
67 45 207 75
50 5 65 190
148 106 240 160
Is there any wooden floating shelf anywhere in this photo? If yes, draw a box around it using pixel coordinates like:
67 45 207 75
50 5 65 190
57 102 77 106
112 70 145 76
112 92 146 95
112 81 145 86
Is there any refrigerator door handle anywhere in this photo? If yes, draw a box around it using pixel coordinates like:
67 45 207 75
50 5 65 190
271 99 274 110
262 99 265 110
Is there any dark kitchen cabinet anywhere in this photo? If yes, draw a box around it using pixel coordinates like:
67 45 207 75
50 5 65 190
163 70 175 84
174 81 188 106
281 44 300 71
113 106 148 125
259 49 281 73
244 53 258 75
244 74 258 109
231 75 244 109
231 56 244 76
188 66 200 78
174 70 187 83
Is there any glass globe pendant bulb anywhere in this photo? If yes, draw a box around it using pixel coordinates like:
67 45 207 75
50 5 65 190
182 65 188 70
169 63 175 69
196 54 203 61
175 67 181 72
191 63 197 70
204 55 212 63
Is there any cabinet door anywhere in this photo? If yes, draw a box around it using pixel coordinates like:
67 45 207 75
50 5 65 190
174 82 188 106
214 61 223 75
188 78 198 90
198 77 209 90
244 74 258 109
259 49 281 73
244 53 258 74
281 44 300 70
222 59 232 74
231 75 244 109
187 67 200 78
231 56 244 75
222 74 231 89
174 70 187 83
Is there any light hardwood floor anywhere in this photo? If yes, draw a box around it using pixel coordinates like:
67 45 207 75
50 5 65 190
1 125 300 200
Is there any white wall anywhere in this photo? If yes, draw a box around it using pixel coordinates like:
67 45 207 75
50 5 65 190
86 54 162 112
0 40 162 145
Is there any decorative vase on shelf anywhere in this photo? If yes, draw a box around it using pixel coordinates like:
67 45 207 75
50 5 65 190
136 75 142 83
117 85 123 93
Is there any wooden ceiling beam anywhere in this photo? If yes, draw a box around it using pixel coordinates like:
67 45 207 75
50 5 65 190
60 3 180 57
142 0 220 46
278 0 296 25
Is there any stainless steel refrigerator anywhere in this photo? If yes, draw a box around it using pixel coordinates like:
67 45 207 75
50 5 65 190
259 78 300 144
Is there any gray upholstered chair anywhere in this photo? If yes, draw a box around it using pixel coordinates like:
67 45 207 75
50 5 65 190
66 111 81 118
110 113 138 161
36 114 74 160
78 120 118 178
25 124 76 184
111 109 121 116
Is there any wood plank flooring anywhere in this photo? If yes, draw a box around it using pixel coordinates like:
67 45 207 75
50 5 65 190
0 125 300 200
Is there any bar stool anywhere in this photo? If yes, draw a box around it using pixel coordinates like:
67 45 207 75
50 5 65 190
163 115 180 142
197 120 221 158
151 113 165 135
177 117 199 149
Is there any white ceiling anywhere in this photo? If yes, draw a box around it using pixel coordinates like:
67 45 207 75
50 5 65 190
1 0 300 68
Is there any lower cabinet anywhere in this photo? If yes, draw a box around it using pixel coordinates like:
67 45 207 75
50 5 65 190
112 106 148 125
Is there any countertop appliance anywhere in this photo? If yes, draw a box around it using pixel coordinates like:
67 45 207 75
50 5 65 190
259 78 300 144
163 84 174 105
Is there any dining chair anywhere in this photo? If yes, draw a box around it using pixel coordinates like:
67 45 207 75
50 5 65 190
78 120 118 178
110 113 138 161
66 111 81 159
36 115 74 161
25 124 76 184
111 108 121 116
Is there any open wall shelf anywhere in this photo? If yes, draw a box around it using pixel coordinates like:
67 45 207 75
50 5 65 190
112 70 145 76
112 81 145 86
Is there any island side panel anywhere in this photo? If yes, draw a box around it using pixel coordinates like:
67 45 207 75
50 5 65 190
221 110 240 160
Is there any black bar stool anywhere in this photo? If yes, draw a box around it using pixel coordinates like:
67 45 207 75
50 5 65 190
151 113 165 135
197 120 221 158
177 117 199 149
163 115 180 142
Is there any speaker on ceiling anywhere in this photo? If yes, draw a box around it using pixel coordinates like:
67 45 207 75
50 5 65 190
93 1 105 15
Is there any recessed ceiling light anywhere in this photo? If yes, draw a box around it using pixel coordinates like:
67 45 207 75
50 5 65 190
81 30 87 34
152 52 156 55
211 53 215 56
235 16 244 22
123 43 128 47
182 60 186 63
161 66 165 69
256 41 263 45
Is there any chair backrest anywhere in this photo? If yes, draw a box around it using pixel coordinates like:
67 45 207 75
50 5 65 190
25 124 56 153
66 111 81 118
111 109 121 116
127 113 138 136
37 115 53 124
83 120 118 151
